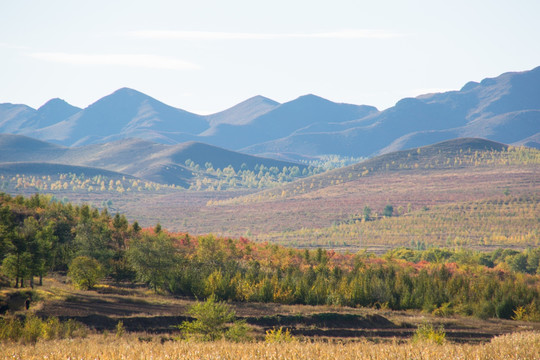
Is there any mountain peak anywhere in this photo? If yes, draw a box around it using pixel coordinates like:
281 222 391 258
205 95 280 126
108 87 150 99
250 95 279 102
37 98 80 113
296 94 327 101
38 98 66 109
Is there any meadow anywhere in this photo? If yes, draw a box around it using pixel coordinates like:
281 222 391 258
2 332 540 360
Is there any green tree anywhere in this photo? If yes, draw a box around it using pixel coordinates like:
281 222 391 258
363 206 372 221
33 221 57 285
509 254 528 273
20 217 39 287
74 219 114 273
127 232 178 292
383 204 394 217
111 213 132 282
0 205 16 262
68 256 104 290
2 252 31 288
5 220 34 287
177 295 247 341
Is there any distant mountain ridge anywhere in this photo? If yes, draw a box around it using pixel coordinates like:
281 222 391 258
1 66 539 158
0 134 306 187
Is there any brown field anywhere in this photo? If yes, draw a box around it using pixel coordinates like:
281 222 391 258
2 331 540 360
118 165 538 247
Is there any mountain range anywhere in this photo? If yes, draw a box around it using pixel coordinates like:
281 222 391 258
1 66 539 160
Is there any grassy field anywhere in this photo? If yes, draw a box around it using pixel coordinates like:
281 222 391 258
2 332 540 360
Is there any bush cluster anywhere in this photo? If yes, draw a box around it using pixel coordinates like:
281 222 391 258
0 314 87 343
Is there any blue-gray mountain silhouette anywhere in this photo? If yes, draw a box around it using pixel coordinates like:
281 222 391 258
0 66 538 157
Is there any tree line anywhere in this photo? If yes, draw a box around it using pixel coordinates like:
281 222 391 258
1 193 539 321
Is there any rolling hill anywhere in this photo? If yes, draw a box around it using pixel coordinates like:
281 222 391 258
124 138 538 242
1 66 538 158
0 134 307 187
1 137 537 251
0 162 137 180
236 138 512 200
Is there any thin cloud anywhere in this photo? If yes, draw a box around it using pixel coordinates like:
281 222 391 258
128 29 403 40
29 52 200 70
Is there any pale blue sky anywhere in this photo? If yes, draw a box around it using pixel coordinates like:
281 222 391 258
1 0 539 114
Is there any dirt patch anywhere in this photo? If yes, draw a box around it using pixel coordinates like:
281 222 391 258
0 290 35 314
21 279 540 342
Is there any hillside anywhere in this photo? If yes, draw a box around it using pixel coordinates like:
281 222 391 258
104 139 538 248
0 134 308 188
1 67 538 158
0 162 137 180
3 138 536 245
226 138 512 200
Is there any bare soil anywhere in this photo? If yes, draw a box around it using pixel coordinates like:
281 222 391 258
4 277 537 343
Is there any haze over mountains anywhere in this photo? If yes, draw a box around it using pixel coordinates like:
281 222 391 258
1 66 539 161
0 134 305 187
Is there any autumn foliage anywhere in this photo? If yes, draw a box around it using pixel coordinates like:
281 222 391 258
1 193 540 321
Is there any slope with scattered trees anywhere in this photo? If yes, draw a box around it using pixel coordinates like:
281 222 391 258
1 193 539 321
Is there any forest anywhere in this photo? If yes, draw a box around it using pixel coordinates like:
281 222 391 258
1 192 539 322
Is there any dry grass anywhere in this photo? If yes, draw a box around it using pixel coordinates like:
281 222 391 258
255 194 539 249
2 331 539 360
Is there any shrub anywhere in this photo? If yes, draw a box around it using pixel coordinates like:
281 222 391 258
68 256 104 290
42 317 61 340
496 298 515 319
0 315 87 343
0 317 23 342
22 314 43 344
512 306 527 321
412 323 446 345
511 302 540 322
225 320 251 342
265 327 295 343
116 320 125 338
63 318 88 338
177 295 248 341
383 204 394 217
433 302 454 317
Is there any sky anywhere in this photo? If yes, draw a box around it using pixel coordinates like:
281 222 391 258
1 0 540 114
